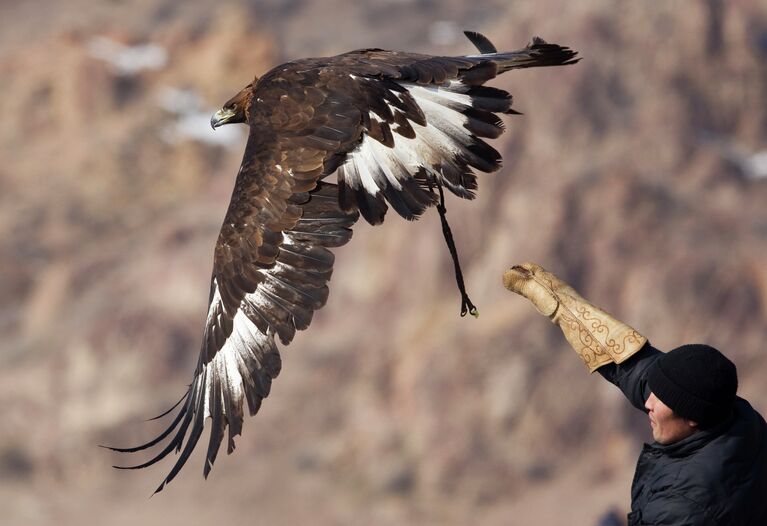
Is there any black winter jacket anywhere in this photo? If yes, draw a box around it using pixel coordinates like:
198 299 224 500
598 344 767 526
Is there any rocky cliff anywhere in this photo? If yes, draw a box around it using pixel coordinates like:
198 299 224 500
1 1 766 524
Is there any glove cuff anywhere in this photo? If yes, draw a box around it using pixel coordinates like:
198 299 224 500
551 299 646 372
506 264 646 373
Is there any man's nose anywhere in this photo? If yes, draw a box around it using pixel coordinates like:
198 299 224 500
645 392 655 412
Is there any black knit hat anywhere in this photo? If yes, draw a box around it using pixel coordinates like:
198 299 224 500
647 344 738 426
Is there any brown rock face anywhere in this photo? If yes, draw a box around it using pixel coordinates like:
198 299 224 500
1 1 766 524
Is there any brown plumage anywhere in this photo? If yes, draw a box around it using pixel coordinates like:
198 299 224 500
105 33 579 492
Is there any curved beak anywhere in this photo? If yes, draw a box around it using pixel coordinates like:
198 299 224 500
210 107 236 129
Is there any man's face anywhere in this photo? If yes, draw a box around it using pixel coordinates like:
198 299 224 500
644 392 699 444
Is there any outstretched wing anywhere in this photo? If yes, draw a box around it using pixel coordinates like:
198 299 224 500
239 36 577 226
107 104 359 491
109 182 356 492
320 36 579 224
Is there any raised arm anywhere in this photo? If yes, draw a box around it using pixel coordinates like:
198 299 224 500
503 263 648 370
503 263 654 410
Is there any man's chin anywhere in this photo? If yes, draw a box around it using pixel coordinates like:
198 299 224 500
650 428 664 443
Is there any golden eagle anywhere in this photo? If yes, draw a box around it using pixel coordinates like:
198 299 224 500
106 32 578 492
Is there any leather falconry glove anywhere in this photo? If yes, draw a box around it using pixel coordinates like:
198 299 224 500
503 263 647 373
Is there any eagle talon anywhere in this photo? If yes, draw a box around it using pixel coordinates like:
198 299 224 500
460 296 479 318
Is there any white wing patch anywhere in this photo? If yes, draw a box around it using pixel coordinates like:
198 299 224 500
336 78 507 223
200 277 274 421
343 81 472 189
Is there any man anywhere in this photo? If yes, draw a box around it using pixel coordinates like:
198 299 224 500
503 263 767 526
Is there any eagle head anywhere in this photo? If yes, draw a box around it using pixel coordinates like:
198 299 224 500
210 82 253 129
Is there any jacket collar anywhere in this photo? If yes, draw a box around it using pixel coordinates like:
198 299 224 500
647 410 736 457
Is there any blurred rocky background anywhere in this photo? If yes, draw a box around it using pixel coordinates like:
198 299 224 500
1 0 766 524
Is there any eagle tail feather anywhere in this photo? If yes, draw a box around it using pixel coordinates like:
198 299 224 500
492 37 580 72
